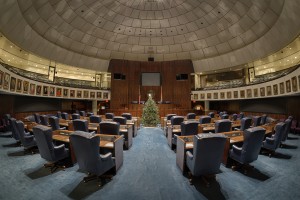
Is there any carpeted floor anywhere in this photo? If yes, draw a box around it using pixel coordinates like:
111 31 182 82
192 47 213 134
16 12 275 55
0 128 300 200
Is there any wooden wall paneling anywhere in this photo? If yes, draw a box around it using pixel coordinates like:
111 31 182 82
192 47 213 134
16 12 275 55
161 61 174 104
128 61 140 103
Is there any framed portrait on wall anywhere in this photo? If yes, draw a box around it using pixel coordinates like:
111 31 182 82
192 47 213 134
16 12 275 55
266 86 272 96
43 86 49 96
279 82 284 94
90 92 95 99
233 91 238 98
253 88 258 97
83 91 89 98
16 79 22 92
49 86 55 96
240 90 245 98
193 94 198 100
3 73 10 90
260 87 265 96
70 90 75 98
207 93 211 99
103 92 108 99
213 92 218 99
96 92 102 99
246 89 252 98
56 88 62 97
23 81 29 94
10 77 16 92
227 91 232 99
291 76 297 92
200 93 205 99
36 85 42 95
29 83 35 95
273 84 278 95
286 80 291 93
220 92 225 99
63 89 68 97
77 90 82 98
0 70 3 88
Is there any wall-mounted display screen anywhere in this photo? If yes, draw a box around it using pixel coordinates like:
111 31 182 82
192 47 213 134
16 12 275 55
141 73 161 86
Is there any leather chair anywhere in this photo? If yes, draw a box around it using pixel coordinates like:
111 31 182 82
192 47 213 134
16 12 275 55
215 119 232 133
230 127 266 173
166 114 176 121
208 112 214 118
72 113 80 120
40 115 49 126
121 113 132 120
79 111 86 117
113 116 127 125
99 121 120 135
61 112 69 120
73 119 89 132
4 114 11 131
232 114 238 121
186 113 196 120
49 116 66 131
236 117 252 131
252 116 261 127
186 133 226 186
9 118 20 142
239 112 244 120
56 111 62 119
16 121 37 153
290 119 297 134
70 131 115 185
281 118 292 143
105 113 115 119
34 113 41 124
262 122 286 157
199 116 211 124
32 125 69 172
90 116 102 123
172 121 199 146
221 114 229 119
87 112 94 117
171 116 184 126
260 114 267 125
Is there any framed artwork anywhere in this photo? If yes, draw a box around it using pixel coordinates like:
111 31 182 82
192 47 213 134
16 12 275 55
248 67 255 82
36 85 42 95
77 90 82 98
286 80 291 93
227 91 231 99
200 93 205 99
49 86 55 96
96 92 102 99
246 89 252 98
3 73 10 90
213 92 218 99
279 82 284 94
83 91 89 98
29 83 36 95
240 90 245 98
56 88 62 97
273 84 278 95
193 94 198 100
260 87 265 97
291 76 297 92
16 79 22 92
23 81 29 94
43 86 49 96
0 70 3 88
207 93 211 99
90 92 95 99
220 92 225 99
63 89 68 97
70 90 75 98
103 92 108 99
10 77 16 92
233 91 238 98
253 88 258 97
266 86 272 96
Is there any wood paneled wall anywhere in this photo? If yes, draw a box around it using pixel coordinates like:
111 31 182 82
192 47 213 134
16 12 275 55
108 59 194 111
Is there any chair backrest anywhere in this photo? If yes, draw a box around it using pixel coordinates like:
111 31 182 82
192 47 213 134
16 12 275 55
221 114 229 119
166 114 176 121
240 127 266 163
87 112 94 117
10 118 20 140
72 113 80 120
99 121 120 135
181 121 199 136
240 117 252 131
282 119 292 142
199 116 211 124
90 116 102 123
79 111 86 117
208 112 214 118
171 116 184 126
49 116 60 131
291 119 297 128
56 111 62 119
61 112 69 120
40 115 49 126
239 112 244 120
288 116 293 120
121 113 132 120
34 113 41 124
186 113 196 120
16 121 34 147
260 114 267 125
215 119 232 133
4 114 11 124
232 114 238 121
73 119 89 132
253 116 261 127
113 116 127 125
32 125 55 161
105 113 115 119
273 122 287 149
191 133 226 176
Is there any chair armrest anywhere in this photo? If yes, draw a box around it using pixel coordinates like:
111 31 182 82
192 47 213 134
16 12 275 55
232 145 242 155
234 128 240 131
265 137 275 144
54 144 66 155
186 151 193 160
59 127 66 130
24 135 34 139
100 152 112 161
90 131 95 134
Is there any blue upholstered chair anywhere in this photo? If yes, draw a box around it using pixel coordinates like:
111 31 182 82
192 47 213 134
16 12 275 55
4 114 11 131
166 114 176 121
16 121 37 152
56 111 62 119
252 116 261 127
70 131 115 185
121 113 132 120
186 133 226 186
34 113 41 124
72 113 80 120
281 118 292 143
49 116 66 131
87 112 94 117
262 122 286 157
113 116 127 125
32 125 69 172
172 121 199 145
79 111 86 117
232 114 238 121
187 113 196 120
208 112 214 118
260 114 267 125
73 119 89 132
236 117 252 131
61 112 69 120
9 118 20 142
215 119 232 133
105 113 115 119
99 121 120 135
199 116 211 124
221 114 229 119
230 127 266 172
40 115 49 126
171 116 184 126
239 112 244 120
90 116 102 123
219 112 224 117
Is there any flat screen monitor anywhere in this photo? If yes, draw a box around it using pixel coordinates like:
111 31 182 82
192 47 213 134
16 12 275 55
141 73 161 86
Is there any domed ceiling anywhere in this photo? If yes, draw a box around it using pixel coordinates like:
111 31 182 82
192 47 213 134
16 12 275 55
0 0 300 72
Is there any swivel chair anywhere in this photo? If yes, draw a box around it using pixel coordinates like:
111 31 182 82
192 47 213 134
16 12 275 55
215 119 232 133
199 116 211 124
90 116 102 123
49 116 66 131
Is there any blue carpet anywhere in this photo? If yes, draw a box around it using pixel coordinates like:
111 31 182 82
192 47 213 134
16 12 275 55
0 128 300 200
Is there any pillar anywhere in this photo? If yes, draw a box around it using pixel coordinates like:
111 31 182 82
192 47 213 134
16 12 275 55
92 100 98 115
204 100 210 114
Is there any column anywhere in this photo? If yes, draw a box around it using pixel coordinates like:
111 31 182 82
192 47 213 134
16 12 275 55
204 100 210 114
92 100 98 115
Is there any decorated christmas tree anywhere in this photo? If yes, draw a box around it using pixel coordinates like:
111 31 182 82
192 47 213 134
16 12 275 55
141 96 160 127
